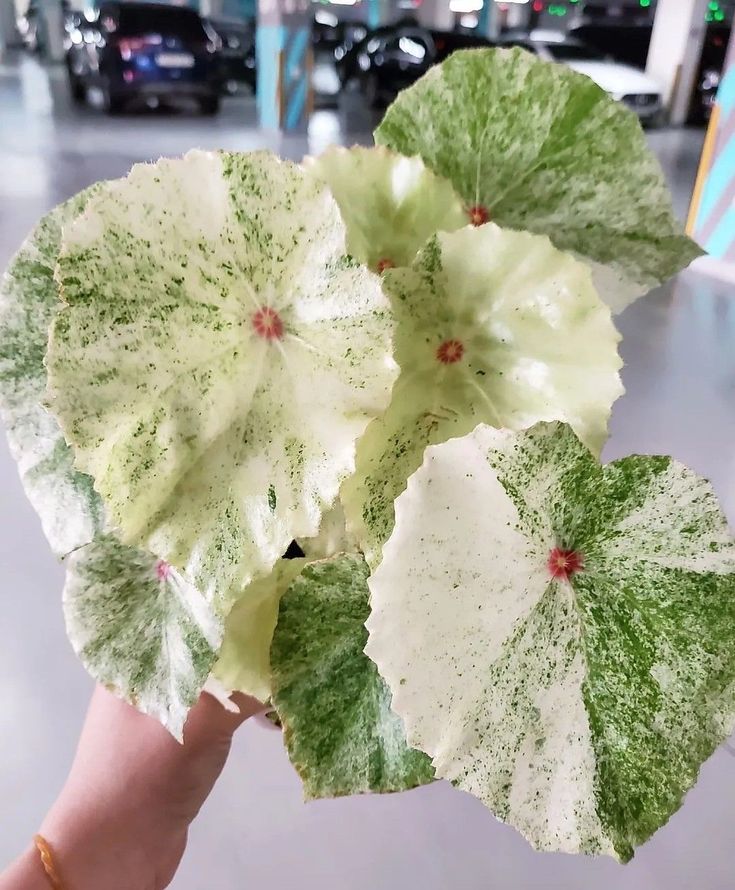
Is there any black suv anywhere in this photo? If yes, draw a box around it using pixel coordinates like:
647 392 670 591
66 2 220 114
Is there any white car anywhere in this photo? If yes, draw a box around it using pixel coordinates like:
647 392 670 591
501 31 664 123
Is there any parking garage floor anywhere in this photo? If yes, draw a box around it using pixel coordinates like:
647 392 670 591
2 52 735 890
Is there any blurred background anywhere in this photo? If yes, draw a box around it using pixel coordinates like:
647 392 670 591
3 1 735 888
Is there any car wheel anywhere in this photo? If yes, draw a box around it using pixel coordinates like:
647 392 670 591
68 73 86 103
101 79 124 115
199 94 221 115
364 73 381 109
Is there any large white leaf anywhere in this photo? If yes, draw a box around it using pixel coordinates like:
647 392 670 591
0 187 105 555
342 225 623 567
46 150 397 602
366 422 735 860
375 48 703 313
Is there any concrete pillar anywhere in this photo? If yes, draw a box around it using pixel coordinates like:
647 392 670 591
417 0 452 33
646 0 708 125
38 0 65 62
256 0 312 132
505 1 530 30
0 0 18 59
477 0 499 40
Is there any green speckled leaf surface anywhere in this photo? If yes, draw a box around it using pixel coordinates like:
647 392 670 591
367 422 735 860
306 145 466 271
46 150 397 602
0 187 105 555
64 535 223 739
375 48 702 313
342 225 623 567
271 553 434 799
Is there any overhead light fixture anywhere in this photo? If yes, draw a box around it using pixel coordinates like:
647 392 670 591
450 0 482 11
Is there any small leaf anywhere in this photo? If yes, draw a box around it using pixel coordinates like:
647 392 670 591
306 145 466 271
271 553 434 799
64 534 224 740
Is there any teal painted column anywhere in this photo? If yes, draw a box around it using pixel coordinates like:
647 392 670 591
257 0 312 131
690 30 735 266
367 0 381 31
477 0 498 39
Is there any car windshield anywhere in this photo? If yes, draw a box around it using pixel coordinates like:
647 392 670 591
545 42 606 62
116 5 206 39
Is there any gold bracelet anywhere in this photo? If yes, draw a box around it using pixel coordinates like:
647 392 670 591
33 835 65 890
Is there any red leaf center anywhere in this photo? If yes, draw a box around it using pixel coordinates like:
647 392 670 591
436 339 465 364
547 547 584 581
252 307 284 341
376 258 395 274
467 205 490 227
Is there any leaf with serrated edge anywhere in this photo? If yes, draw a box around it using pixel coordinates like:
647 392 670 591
375 48 702 313
305 145 466 272
212 501 355 701
0 186 106 556
212 558 305 702
342 225 623 567
64 535 223 740
46 150 397 603
366 422 735 861
271 553 434 799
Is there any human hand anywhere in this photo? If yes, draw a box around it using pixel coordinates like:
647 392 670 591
0 685 263 890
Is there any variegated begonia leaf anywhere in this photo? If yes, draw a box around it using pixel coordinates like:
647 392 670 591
0 187 105 556
305 145 466 272
64 535 224 739
211 502 354 701
374 48 703 313
271 553 434 799
212 557 305 703
366 422 735 861
342 225 623 567
46 150 396 601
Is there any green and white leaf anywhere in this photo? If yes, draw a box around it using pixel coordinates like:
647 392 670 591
306 145 466 271
64 535 224 739
212 502 356 701
366 422 735 860
342 225 623 567
212 557 306 702
0 187 106 556
46 150 396 602
375 48 703 313
271 553 434 799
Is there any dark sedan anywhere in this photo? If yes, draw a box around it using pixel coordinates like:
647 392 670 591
66 2 220 114
205 17 256 95
340 25 492 108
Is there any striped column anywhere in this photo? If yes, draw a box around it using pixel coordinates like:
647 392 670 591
689 30 735 267
257 0 312 132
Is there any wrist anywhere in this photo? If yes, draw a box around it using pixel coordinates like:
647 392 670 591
0 847 50 890
39 797 175 890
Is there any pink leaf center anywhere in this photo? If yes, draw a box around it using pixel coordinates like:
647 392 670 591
436 339 465 364
467 205 490 227
156 559 171 581
547 547 584 581
252 307 284 341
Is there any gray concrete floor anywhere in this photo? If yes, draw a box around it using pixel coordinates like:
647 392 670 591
2 53 735 890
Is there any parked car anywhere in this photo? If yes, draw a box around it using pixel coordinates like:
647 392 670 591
65 1 221 114
204 16 256 94
16 0 42 52
340 23 491 107
499 31 663 124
